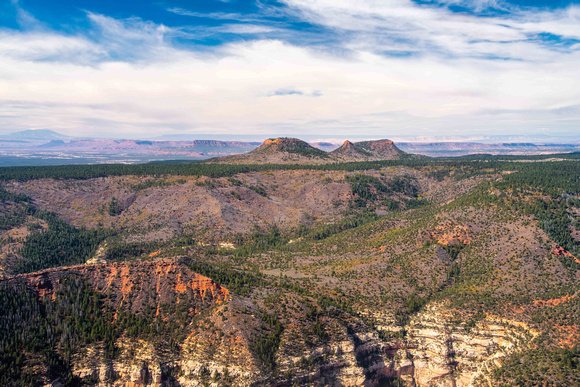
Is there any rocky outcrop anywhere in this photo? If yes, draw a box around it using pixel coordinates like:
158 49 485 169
333 140 359 157
269 301 536 387
275 316 368 386
211 137 330 165
430 221 473 246
4 260 266 386
212 137 409 164
552 244 580 264
10 260 229 315
72 327 261 386
331 139 407 162
367 303 536 387
3 262 539 387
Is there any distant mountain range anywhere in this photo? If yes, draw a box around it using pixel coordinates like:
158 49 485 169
0 129 578 166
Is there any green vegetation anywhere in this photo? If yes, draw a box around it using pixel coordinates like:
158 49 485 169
104 240 161 261
493 343 580 386
187 259 268 297
253 311 284 371
0 187 31 204
0 277 116 386
260 138 329 159
247 184 268 197
14 211 111 274
0 187 33 230
298 212 379 241
0 152 576 184
346 173 420 209
0 157 509 181
129 178 175 191
107 197 122 216
0 154 580 385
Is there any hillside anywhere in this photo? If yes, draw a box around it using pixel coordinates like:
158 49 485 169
210 137 331 164
331 139 407 161
212 137 409 164
0 156 579 386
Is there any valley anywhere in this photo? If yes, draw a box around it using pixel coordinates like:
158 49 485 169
0 138 579 386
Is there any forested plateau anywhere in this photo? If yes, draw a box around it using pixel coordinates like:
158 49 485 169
0 154 579 386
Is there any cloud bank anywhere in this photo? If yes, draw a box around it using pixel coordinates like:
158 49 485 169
0 0 578 139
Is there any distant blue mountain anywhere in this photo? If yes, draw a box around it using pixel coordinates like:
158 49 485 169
1 129 70 140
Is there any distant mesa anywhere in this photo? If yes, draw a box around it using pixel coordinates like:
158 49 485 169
38 139 67 148
209 137 408 164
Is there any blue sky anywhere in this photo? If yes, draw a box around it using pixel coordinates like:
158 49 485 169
0 0 579 141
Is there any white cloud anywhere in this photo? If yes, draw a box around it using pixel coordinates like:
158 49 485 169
516 6 580 40
0 3 579 139
11 0 44 29
280 0 580 62
0 31 102 62
217 24 277 34
166 8 262 23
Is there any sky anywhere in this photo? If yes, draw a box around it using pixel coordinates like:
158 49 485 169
0 0 579 141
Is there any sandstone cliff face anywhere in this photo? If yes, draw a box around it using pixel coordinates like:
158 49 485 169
268 302 535 387
275 310 368 386
10 261 264 387
552 244 580 264
70 298 263 387
352 303 536 387
400 304 536 387
20 260 229 315
7 262 539 387
60 307 535 387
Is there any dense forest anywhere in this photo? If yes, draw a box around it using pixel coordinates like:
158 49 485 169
0 277 115 386
0 152 577 181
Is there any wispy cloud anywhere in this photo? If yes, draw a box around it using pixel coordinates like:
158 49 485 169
166 7 263 23
271 89 304 96
427 0 511 12
268 88 322 97
0 0 579 139
280 0 580 61
0 31 102 62
11 0 43 29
